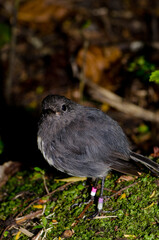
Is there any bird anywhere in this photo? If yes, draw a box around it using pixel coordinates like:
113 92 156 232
37 94 159 217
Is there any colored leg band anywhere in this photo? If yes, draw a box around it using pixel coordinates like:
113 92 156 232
97 197 103 211
90 187 97 197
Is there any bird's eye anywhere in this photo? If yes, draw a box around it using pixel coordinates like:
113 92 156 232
62 104 66 111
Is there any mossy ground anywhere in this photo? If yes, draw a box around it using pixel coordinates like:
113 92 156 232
0 167 159 240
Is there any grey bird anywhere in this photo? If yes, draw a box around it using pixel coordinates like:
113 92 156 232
37 95 159 217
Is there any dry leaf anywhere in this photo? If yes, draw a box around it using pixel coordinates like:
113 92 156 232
19 227 34 237
149 190 156 198
117 175 135 182
101 103 110 112
38 199 48 204
33 205 44 209
18 0 68 23
143 202 155 210
120 193 126 199
76 46 122 84
55 176 87 182
15 231 21 240
124 234 136 238
52 219 58 224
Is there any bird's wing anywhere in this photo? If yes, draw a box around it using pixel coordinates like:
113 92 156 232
50 110 140 177
54 110 130 163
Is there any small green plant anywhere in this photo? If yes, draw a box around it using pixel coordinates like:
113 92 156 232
3 231 9 238
149 70 159 84
41 215 48 228
34 167 45 176
137 123 149 134
127 56 155 81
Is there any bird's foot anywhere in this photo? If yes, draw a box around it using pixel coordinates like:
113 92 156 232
71 186 97 208
86 197 117 219
71 196 94 209
86 210 101 219
86 197 103 219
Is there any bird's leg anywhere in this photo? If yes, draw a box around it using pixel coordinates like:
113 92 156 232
97 176 105 212
89 177 98 201
71 178 99 208
88 177 118 219
87 177 105 219
81 177 99 205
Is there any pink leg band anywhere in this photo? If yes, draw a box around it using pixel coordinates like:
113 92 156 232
90 187 97 197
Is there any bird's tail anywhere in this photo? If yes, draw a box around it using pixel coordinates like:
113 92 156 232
130 151 159 176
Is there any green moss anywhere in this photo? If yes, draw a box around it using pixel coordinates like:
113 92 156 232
0 168 159 239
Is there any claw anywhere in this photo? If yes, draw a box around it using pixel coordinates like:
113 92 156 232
86 210 101 219
71 196 94 209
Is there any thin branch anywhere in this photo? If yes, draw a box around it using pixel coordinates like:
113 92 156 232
71 200 93 227
42 175 50 194
93 215 117 219
16 181 73 218
104 181 138 202
85 79 159 123
16 210 43 224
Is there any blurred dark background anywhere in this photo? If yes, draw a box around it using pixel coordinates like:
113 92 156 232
0 0 159 172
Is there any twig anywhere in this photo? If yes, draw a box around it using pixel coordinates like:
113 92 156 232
71 56 159 122
16 210 43 224
104 181 138 202
16 181 73 218
85 79 159 123
93 215 118 219
15 227 34 238
42 175 50 194
32 229 44 240
71 200 94 227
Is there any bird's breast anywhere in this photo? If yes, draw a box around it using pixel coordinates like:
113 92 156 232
37 136 54 166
